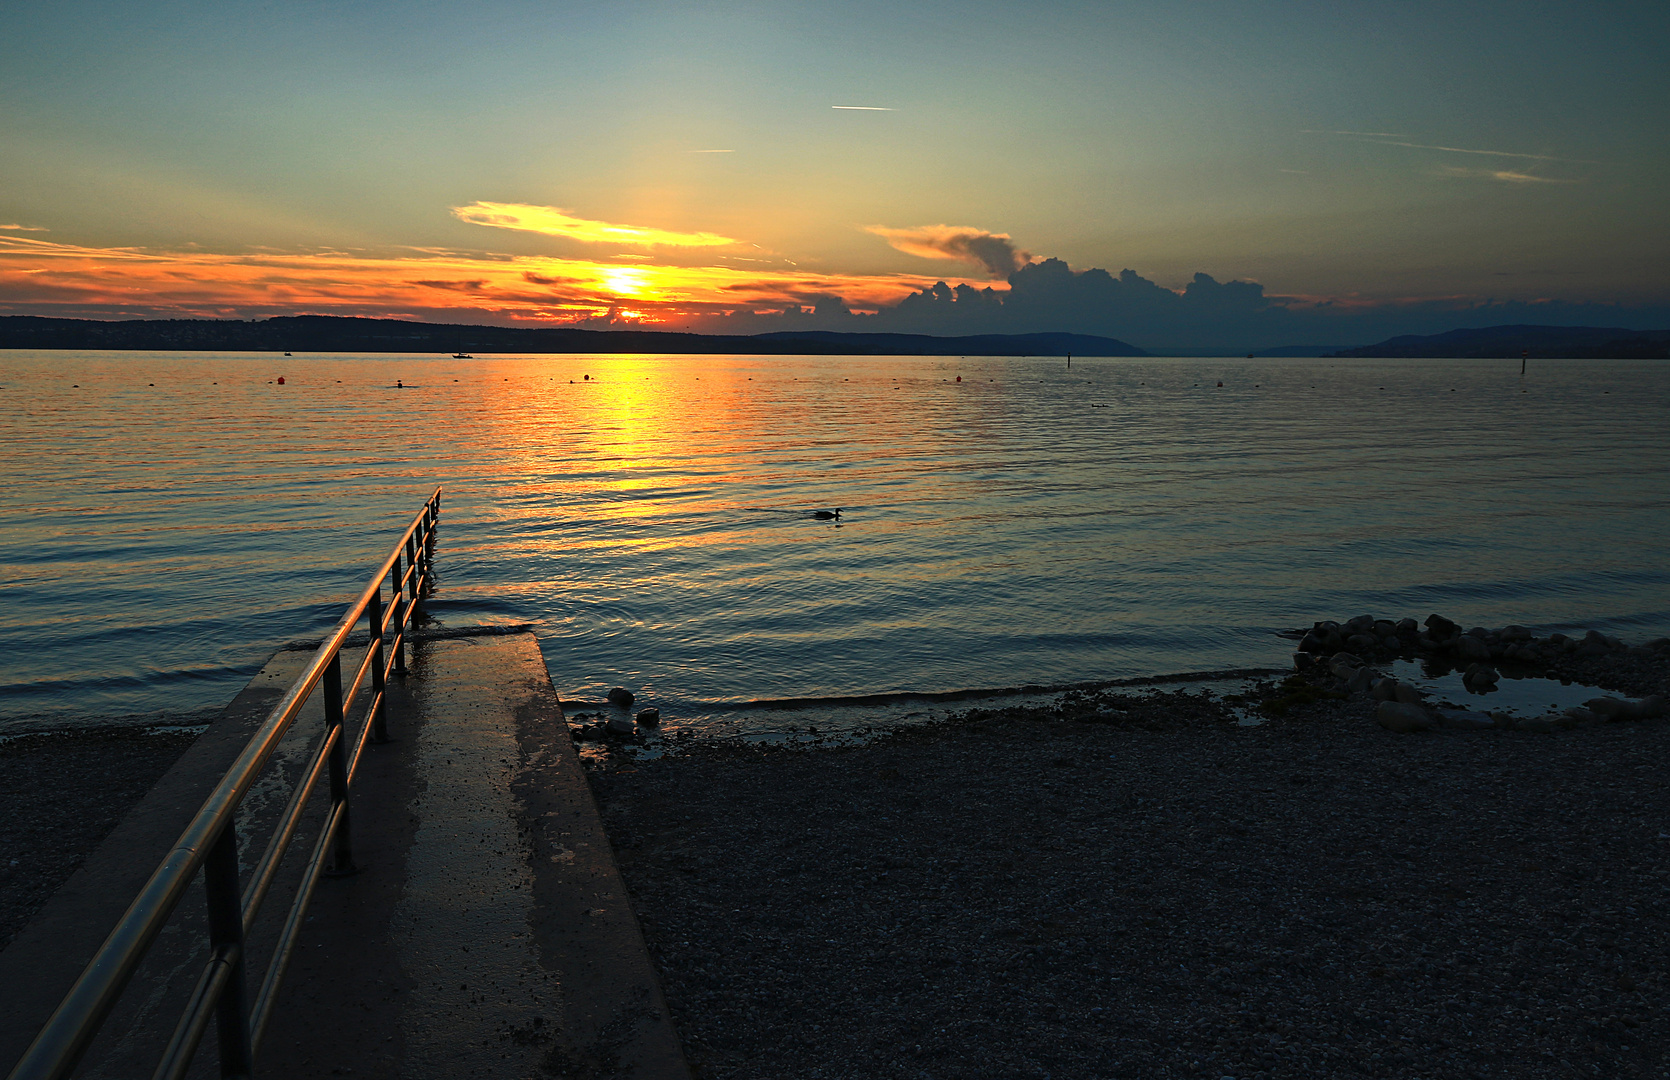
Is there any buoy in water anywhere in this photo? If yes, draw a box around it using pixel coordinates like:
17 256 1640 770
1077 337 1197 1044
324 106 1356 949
955 376 961 382
1216 381 1222 387
277 377 286 385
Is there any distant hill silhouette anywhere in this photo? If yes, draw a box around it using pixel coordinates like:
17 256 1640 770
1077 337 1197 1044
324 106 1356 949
1331 324 1670 359
0 315 1143 357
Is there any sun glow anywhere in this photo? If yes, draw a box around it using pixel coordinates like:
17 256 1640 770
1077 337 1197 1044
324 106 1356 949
0 233 992 326
600 267 652 298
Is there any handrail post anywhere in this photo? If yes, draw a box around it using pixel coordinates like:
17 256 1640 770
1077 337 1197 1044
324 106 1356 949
203 826 254 1078
389 557 407 677
405 533 420 606
420 506 436 595
367 583 389 744
321 654 355 875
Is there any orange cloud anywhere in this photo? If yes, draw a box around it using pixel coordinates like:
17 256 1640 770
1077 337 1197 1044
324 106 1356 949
0 233 990 325
451 201 737 247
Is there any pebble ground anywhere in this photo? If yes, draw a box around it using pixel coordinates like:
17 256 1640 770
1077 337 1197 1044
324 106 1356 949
593 671 1670 1080
0 725 199 951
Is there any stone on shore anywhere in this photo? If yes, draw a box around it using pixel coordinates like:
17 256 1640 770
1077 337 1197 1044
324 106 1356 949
1462 663 1499 688
1584 696 1634 720
1377 701 1437 733
607 686 636 707
1455 636 1492 661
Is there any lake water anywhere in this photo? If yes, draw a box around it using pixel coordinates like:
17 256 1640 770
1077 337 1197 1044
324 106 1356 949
2 350 1666 737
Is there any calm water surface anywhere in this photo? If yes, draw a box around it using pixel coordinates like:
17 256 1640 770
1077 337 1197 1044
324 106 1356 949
2 350 1666 735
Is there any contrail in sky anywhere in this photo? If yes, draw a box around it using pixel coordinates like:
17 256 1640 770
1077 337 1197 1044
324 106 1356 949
832 105 895 111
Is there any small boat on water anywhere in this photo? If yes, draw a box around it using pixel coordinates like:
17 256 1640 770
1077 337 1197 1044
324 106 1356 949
453 352 473 359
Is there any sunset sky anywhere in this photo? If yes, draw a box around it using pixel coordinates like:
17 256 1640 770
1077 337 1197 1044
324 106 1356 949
2 1 1666 349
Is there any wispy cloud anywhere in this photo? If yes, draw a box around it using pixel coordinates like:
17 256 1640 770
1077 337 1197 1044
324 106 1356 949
1373 140 1582 162
0 223 48 232
866 224 1031 279
1436 165 1576 184
451 201 737 247
1305 129 1588 163
832 105 894 111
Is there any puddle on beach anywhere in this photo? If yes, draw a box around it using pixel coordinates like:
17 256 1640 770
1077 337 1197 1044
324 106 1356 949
1386 659 1616 717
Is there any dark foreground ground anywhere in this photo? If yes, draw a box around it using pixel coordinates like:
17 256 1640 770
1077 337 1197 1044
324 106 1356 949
0 724 202 950
5 651 1667 1080
592 680 1670 1080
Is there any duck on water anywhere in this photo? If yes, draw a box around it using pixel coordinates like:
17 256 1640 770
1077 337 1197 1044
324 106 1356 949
811 508 842 520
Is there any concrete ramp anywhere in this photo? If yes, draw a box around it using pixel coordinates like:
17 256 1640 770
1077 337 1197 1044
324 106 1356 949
260 632 688 1079
1 633 688 1080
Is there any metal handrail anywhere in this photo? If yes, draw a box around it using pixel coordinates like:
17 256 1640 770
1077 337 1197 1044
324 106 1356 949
8 487 443 1080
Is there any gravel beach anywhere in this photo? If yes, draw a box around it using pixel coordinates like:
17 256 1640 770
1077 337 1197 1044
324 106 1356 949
591 658 1670 1080
0 724 202 951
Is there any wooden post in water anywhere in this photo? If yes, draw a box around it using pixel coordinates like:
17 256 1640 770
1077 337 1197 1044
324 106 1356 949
1521 348 1528 376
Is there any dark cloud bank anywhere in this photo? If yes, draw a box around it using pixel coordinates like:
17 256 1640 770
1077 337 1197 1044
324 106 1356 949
701 259 1670 353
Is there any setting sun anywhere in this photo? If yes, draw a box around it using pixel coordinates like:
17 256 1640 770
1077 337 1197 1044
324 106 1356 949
600 266 652 298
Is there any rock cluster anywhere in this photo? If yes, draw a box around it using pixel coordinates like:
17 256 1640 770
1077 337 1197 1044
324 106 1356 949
1289 614 1670 734
570 687 663 742
1294 613 1664 668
